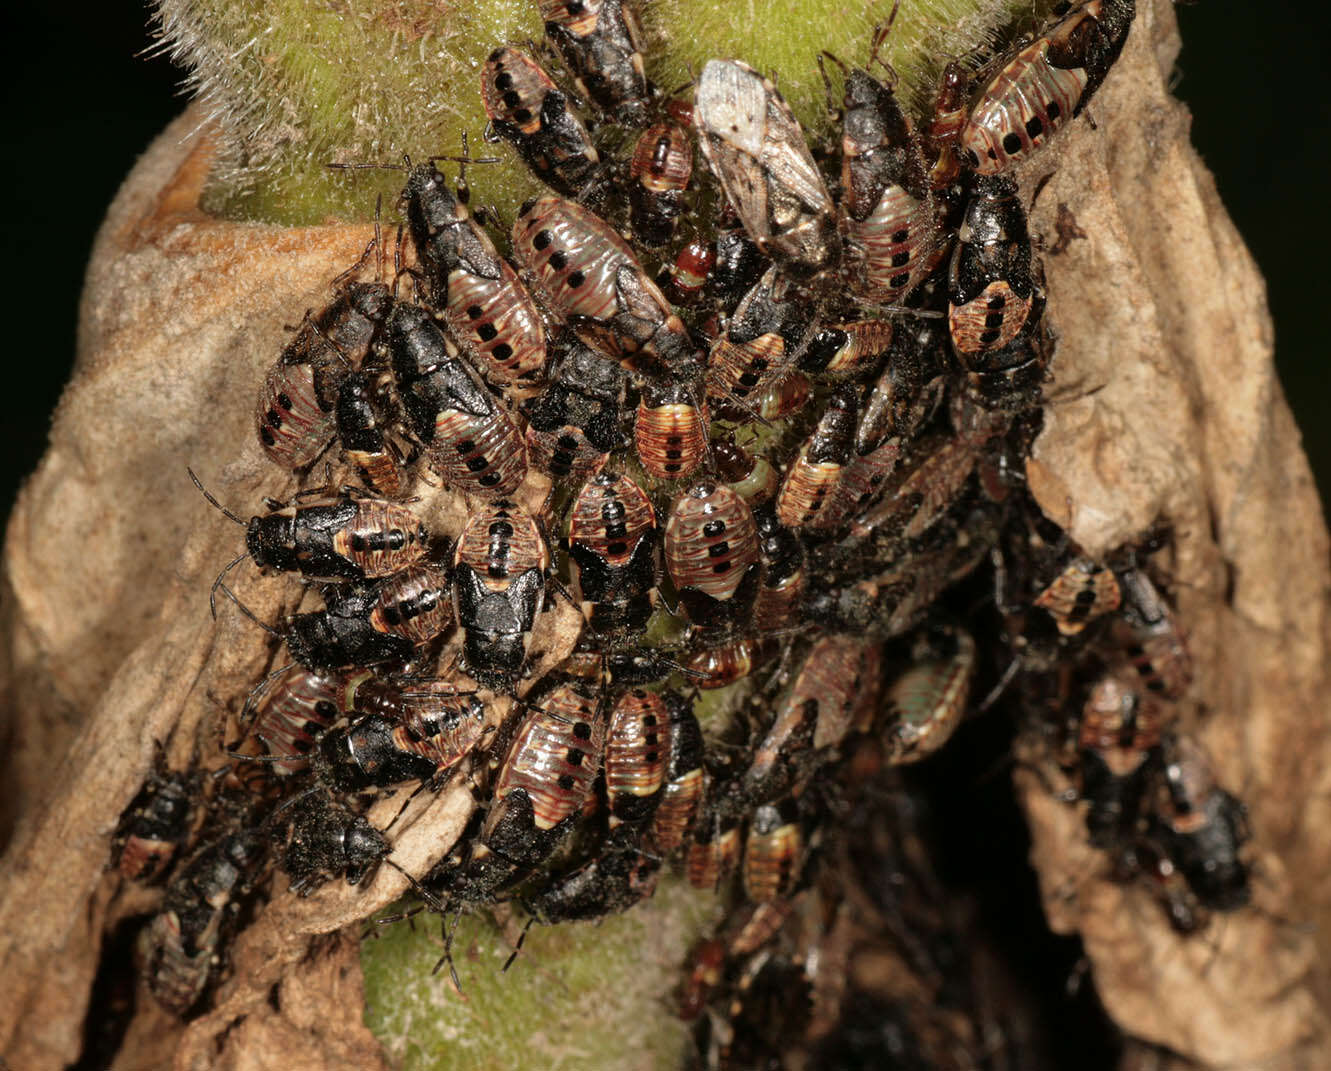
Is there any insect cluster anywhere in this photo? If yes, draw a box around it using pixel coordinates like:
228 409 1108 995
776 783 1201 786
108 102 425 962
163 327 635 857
107 0 1260 1059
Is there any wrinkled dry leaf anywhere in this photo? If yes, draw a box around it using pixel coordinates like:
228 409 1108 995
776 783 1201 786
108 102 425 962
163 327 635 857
0 0 1327 1067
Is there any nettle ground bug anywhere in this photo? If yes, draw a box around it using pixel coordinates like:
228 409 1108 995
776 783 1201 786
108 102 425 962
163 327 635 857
384 303 528 499
605 686 672 827
1112 567 1192 699
669 239 716 305
481 47 602 197
694 60 840 283
113 761 200 883
924 61 969 194
256 270 392 471
512 195 702 382
522 338 627 483
275 788 389 896
750 506 806 634
538 0 651 125
366 562 453 646
882 626 976 764
1076 672 1164 848
635 381 709 481
285 581 421 671
628 121 693 247
334 369 410 497
142 826 266 1016
960 0 1135 175
828 52 937 307
774 387 858 531
1152 734 1251 912
191 472 430 588
245 664 352 775
947 176 1042 357
715 438 781 511
452 501 551 691
742 800 803 903
402 161 549 396
525 834 662 922
483 676 608 867
648 693 706 854
567 471 659 644
1032 555 1122 636
800 319 894 382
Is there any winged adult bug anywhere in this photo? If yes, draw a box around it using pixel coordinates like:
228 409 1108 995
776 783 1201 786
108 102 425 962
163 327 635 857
335 370 409 497
114 763 199 883
512 196 702 382
694 60 840 282
649 693 705 854
384 303 528 499
191 471 430 588
800 320 894 381
743 800 803 902
629 121 693 246
483 676 607 866
830 54 937 305
401 161 548 395
257 277 392 471
775 387 859 531
605 687 672 826
538 0 651 124
1153 735 1250 911
452 501 551 691
960 0 1135 175
882 627 976 764
706 267 817 415
635 381 708 480
948 176 1042 356
275 788 389 895
366 562 453 646
522 337 627 483
481 47 602 197
1077 673 1164 848
715 438 780 510
1112 568 1192 699
142 827 266 1015
567 471 659 643
1032 556 1121 635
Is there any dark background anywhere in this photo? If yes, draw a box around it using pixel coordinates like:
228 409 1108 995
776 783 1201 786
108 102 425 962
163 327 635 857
3 3 1326 519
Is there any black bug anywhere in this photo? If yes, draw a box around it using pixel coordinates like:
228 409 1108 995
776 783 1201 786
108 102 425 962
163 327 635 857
452 501 551 691
114 762 199 883
480 47 602 197
275 788 389 895
567 471 659 645
628 121 693 247
538 0 652 125
521 337 627 483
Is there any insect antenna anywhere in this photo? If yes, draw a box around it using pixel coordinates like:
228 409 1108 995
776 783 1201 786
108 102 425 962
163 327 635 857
188 467 247 526
502 915 536 972
215 582 281 637
209 552 250 620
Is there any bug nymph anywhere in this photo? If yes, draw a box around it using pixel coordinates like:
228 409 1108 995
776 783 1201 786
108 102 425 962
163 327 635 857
751 506 805 633
366 562 453 646
649 693 706 854
142 827 266 1015
694 60 840 282
834 60 937 306
539 0 652 125
706 267 818 417
285 581 420 671
114 764 199 883
1076 673 1163 848
742 801 803 902
452 501 551 691
246 664 352 774
334 370 409 497
1111 568 1193 700
522 338 627 483
960 0 1136 174
924 61 969 194
882 627 976 764
192 472 431 588
635 381 709 481
525 837 662 923
512 196 702 383
775 387 859 531
629 121 693 247
481 47 602 197
664 481 762 622
384 303 528 499
605 686 672 826
1153 734 1251 911
567 471 659 643
947 176 1042 356
482 676 608 866
1032 555 1122 635
401 162 549 396
276 788 390 896
257 279 393 471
